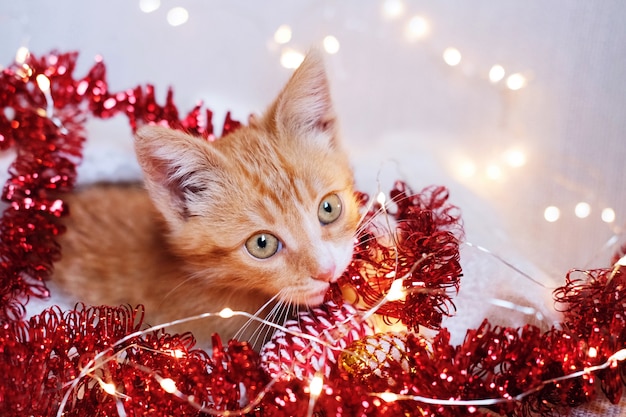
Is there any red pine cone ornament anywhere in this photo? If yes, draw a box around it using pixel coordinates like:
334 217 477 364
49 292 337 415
260 301 375 379
0 50 625 417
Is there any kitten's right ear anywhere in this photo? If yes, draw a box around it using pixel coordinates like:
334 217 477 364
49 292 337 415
269 49 339 146
134 125 222 222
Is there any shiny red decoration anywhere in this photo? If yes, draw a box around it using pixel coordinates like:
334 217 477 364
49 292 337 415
331 182 463 331
260 301 375 379
0 51 625 416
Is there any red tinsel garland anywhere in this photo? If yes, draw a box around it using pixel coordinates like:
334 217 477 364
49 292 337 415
0 51 624 417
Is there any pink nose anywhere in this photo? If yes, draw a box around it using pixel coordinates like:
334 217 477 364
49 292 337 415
314 265 336 283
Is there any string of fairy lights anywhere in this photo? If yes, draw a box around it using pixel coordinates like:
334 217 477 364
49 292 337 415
134 0 619 228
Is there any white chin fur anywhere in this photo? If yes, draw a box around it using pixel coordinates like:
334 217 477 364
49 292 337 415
282 281 330 306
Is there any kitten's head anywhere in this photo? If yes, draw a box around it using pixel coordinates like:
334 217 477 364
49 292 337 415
135 50 358 306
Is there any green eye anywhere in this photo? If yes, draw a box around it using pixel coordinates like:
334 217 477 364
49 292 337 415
318 193 343 225
245 232 281 259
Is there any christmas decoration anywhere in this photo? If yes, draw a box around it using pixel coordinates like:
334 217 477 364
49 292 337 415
339 332 410 381
329 182 463 331
0 50 625 417
260 301 375 380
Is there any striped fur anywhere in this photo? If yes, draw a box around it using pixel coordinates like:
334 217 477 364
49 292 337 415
52 51 359 345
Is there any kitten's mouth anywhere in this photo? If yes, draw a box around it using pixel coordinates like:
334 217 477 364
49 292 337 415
306 286 330 306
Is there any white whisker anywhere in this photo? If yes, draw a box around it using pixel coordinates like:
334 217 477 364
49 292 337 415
162 271 202 301
233 293 280 344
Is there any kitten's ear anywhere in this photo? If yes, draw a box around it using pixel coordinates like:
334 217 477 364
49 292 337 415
270 49 338 143
134 125 221 221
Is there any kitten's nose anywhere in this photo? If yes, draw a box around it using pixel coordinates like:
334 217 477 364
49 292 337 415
314 265 336 283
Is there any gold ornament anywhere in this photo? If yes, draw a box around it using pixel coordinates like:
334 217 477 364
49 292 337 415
340 332 412 381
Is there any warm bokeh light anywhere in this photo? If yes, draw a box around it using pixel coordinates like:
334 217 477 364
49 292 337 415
601 207 616 223
504 148 527 168
15 46 29 64
506 73 526 90
382 0 405 19
544 206 560 222
309 374 324 397
139 0 160 13
379 392 399 403
280 49 305 69
405 16 429 40
485 164 502 180
574 202 591 219
489 65 505 83
166 7 189 26
457 159 477 178
323 35 340 54
274 24 292 44
443 47 462 66
99 381 117 396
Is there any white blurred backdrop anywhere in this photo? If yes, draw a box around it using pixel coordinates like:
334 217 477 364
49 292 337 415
3 1 624 277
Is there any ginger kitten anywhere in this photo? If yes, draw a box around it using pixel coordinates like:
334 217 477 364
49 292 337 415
52 51 359 346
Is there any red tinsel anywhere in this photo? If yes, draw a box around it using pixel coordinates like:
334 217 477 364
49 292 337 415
330 182 463 331
0 51 624 417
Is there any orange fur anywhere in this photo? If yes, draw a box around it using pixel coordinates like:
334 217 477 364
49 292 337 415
52 51 359 346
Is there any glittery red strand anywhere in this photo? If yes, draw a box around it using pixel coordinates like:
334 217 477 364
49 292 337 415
0 51 234 323
333 182 463 331
1 51 625 416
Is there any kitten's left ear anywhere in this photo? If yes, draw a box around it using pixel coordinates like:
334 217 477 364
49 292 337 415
270 49 338 144
134 125 224 222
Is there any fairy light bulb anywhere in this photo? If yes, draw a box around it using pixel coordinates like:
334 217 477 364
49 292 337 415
443 47 462 66
99 381 117 396
386 279 406 301
168 349 185 358
15 47 29 64
616 254 626 267
379 392 399 402
159 377 177 394
376 191 386 206
35 74 55 117
36 74 50 93
309 374 324 397
219 307 234 318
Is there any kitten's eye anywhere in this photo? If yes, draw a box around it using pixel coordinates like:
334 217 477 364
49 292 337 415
318 193 343 225
245 232 281 259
